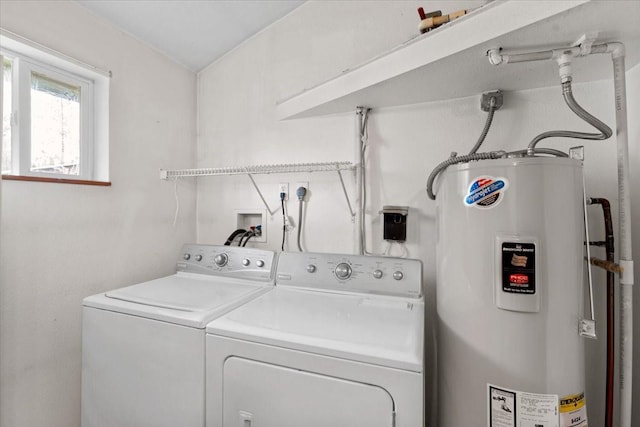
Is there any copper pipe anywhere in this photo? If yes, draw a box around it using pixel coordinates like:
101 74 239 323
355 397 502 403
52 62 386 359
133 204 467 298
589 198 614 427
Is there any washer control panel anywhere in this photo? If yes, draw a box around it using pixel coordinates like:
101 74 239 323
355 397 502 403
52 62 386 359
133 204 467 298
177 244 276 282
276 252 422 298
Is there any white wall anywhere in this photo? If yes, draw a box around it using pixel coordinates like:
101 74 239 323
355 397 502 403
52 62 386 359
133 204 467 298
0 2 197 427
197 1 639 426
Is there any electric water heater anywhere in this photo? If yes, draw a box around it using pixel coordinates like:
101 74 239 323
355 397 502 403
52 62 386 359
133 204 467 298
436 157 588 427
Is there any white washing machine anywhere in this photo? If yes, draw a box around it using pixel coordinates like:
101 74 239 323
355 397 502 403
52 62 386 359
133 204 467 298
81 244 276 427
205 251 424 427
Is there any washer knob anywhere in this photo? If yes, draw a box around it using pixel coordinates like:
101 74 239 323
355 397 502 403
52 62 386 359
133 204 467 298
334 263 352 280
393 271 404 281
194 254 203 262
242 259 250 267
306 264 317 273
183 253 191 260
214 253 228 267
256 260 265 268
373 269 383 279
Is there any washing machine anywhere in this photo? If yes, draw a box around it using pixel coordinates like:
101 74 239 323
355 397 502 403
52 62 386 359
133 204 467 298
81 244 276 427
205 251 424 427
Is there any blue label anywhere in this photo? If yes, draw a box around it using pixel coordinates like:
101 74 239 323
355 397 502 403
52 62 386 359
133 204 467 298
464 176 508 208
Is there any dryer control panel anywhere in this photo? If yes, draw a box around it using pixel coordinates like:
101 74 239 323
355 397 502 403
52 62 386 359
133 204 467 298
275 252 422 298
177 244 276 283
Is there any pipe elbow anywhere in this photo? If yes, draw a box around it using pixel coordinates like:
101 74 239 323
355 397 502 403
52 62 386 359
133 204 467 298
486 48 503 65
606 42 625 58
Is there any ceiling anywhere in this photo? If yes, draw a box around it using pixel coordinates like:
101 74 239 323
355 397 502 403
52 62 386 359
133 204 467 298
75 0 305 72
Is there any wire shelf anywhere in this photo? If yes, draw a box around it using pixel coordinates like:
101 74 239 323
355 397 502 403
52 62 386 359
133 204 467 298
160 161 357 219
160 161 354 179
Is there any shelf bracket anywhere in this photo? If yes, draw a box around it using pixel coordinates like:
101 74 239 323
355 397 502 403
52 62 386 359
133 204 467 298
337 169 356 222
246 173 278 216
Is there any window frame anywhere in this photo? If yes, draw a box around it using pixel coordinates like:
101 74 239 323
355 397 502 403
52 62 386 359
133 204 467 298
1 30 110 184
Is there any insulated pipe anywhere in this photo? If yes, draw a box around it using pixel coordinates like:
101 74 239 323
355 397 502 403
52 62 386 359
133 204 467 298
608 44 634 427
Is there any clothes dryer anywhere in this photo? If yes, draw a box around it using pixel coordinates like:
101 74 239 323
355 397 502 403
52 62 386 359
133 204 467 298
81 244 276 427
205 251 424 427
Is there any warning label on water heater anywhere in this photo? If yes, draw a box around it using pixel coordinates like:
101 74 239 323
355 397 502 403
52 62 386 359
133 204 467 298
488 384 559 427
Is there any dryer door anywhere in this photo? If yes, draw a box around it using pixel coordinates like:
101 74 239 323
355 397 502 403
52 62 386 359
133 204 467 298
223 357 395 427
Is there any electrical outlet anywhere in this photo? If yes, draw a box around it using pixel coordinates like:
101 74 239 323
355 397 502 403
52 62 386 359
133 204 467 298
278 183 289 200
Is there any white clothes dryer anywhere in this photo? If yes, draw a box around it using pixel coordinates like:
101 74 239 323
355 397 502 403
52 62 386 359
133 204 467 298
205 251 424 427
81 244 276 427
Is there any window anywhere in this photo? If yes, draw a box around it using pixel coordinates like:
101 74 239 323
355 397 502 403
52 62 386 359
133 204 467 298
1 31 109 183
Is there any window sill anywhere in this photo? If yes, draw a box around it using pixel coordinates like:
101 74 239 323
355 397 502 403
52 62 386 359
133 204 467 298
2 175 111 186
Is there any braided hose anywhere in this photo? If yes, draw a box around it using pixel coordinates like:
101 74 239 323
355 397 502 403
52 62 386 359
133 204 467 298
528 80 612 154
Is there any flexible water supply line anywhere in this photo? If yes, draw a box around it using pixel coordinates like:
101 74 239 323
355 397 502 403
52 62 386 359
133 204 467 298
526 56 612 155
489 40 634 427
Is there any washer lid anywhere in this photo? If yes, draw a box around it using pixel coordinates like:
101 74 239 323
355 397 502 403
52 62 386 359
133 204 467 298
83 272 271 328
206 287 424 372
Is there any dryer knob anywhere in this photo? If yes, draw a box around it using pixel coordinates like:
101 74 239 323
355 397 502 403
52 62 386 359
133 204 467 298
393 271 404 281
195 254 203 262
334 263 352 280
183 253 191 261
256 260 265 268
214 253 228 267
242 259 250 267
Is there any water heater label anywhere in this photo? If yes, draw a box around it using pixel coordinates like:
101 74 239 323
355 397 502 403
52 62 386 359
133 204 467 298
488 384 559 427
501 242 536 294
489 386 515 427
559 392 588 427
464 176 509 209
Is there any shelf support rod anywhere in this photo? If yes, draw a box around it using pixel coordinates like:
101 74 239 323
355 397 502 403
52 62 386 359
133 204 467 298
246 173 278 216
336 169 356 221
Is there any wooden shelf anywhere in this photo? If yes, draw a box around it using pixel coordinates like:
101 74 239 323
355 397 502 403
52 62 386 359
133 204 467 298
276 0 640 120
